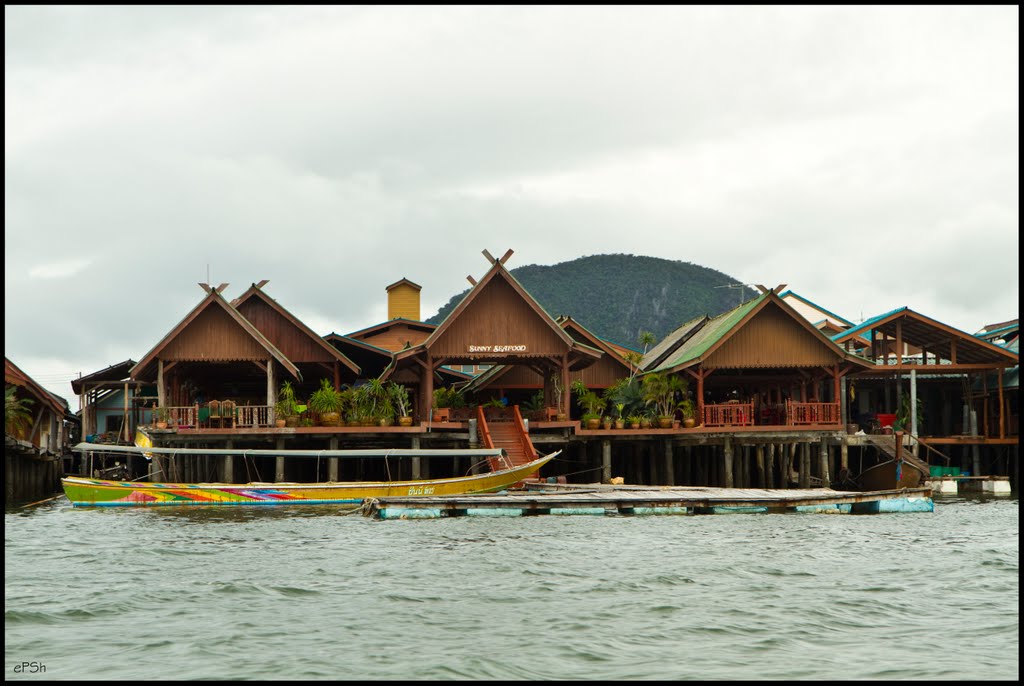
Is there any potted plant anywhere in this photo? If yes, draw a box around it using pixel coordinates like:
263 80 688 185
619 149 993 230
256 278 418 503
360 377 394 426
680 398 697 429
308 378 344 426
571 380 607 429
640 411 653 429
153 406 170 430
275 380 301 427
432 387 451 422
613 402 626 430
642 372 687 429
389 382 413 426
627 413 643 430
550 374 568 422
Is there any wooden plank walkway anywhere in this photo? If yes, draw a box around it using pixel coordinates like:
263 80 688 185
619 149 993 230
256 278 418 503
361 482 934 519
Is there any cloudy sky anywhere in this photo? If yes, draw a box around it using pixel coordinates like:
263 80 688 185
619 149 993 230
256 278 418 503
5 6 1019 407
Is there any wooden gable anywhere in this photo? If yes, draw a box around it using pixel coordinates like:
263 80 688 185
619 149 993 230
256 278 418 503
427 267 572 360
706 299 847 369
708 298 851 368
234 287 358 371
131 291 299 381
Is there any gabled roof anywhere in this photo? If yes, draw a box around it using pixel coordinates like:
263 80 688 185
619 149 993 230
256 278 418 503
419 258 579 352
71 359 137 395
649 291 872 373
5 357 68 416
557 316 637 373
233 283 359 374
385 277 422 292
130 290 300 381
777 289 855 327
345 317 436 340
641 315 708 371
832 307 1020 366
975 320 1019 343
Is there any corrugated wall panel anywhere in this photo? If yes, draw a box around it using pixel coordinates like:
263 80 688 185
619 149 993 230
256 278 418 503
387 285 421 321
430 278 568 359
162 306 268 361
706 303 841 369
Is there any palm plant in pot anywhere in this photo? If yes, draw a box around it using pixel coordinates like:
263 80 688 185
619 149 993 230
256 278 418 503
642 372 687 429
572 380 606 429
680 398 697 428
308 378 344 426
275 380 301 427
388 382 413 426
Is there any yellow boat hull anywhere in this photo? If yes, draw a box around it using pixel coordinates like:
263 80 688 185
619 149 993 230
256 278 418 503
62 452 558 507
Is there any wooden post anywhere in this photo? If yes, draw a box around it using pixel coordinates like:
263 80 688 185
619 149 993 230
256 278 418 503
841 437 849 471
969 410 981 476
122 382 131 442
681 445 691 486
998 367 1005 439
561 354 571 419
157 359 165 408
223 439 234 483
794 446 802 489
275 437 286 482
839 375 848 428
766 443 775 489
697 368 704 426
664 439 674 486
756 444 765 488
819 438 830 488
329 437 340 481
910 369 918 448
602 439 612 484
723 437 734 488
267 360 275 410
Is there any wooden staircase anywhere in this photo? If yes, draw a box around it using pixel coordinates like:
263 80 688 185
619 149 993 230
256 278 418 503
864 433 930 475
477 406 541 476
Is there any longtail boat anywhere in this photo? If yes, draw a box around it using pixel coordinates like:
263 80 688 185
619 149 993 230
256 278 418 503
62 444 558 507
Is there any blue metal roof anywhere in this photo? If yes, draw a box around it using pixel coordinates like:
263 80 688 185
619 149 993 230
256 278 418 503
830 306 909 342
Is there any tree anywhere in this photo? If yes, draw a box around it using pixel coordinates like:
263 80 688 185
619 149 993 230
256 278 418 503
5 385 34 437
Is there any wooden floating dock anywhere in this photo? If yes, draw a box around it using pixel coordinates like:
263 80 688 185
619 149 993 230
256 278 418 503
362 483 935 519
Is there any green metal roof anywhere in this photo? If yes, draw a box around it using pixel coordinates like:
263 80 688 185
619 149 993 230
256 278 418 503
650 294 766 372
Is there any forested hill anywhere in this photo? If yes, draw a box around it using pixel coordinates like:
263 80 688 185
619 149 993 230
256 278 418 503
425 254 758 348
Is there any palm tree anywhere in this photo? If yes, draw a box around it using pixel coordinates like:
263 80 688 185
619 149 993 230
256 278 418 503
5 385 34 437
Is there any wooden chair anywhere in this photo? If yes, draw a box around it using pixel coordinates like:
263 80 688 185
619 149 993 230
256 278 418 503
207 400 219 428
221 400 236 429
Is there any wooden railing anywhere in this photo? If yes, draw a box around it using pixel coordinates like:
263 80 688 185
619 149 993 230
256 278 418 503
236 405 273 428
476 406 494 448
785 401 840 426
162 405 199 428
512 405 538 462
703 402 754 427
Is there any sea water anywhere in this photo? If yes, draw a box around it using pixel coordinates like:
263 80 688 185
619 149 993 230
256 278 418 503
4 495 1018 680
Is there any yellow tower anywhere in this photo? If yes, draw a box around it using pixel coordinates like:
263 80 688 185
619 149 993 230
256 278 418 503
386 278 422 321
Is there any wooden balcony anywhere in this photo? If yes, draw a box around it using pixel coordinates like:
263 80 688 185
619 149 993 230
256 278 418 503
700 401 842 428
785 401 840 426
703 402 754 428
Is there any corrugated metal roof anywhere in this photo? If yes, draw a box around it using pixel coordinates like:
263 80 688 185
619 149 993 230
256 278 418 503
830 306 909 342
777 290 854 327
650 294 766 372
640 315 708 370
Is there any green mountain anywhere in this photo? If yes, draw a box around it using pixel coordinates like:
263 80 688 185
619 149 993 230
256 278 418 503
425 254 758 348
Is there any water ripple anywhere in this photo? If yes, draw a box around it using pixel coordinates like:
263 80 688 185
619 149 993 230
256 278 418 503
4 497 1018 680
